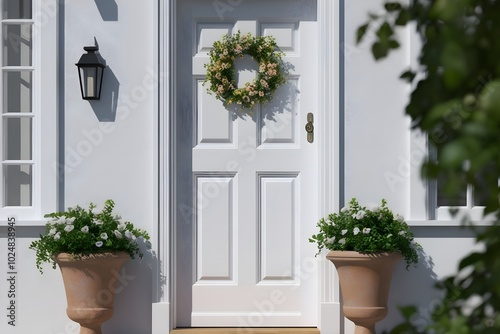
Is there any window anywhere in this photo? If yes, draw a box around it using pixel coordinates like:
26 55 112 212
406 22 491 224
2 0 34 207
434 167 492 221
0 0 57 222
408 131 490 223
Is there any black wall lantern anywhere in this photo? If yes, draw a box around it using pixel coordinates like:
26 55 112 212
76 45 106 100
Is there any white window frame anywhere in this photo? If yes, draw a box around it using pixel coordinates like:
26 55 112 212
406 21 493 226
435 181 489 221
409 130 493 225
0 0 58 223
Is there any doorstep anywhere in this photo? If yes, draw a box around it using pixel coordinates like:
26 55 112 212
170 328 320 334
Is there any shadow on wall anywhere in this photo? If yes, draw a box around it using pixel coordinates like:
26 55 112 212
378 226 478 333
102 242 165 334
94 0 118 21
377 248 442 333
89 67 120 122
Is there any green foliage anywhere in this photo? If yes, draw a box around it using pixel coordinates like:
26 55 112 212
203 31 287 109
29 199 150 273
358 0 500 332
310 198 421 269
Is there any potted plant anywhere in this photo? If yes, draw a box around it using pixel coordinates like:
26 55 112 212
309 198 421 334
29 199 150 334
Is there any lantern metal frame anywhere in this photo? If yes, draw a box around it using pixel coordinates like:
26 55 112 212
75 45 106 100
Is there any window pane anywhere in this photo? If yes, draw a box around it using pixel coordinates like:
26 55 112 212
437 174 466 206
3 70 32 113
473 165 495 207
3 24 32 66
3 0 32 19
4 164 32 206
474 187 488 207
4 117 32 160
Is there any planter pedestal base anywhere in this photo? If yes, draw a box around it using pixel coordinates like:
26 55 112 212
66 307 113 334
344 306 387 334
327 251 401 334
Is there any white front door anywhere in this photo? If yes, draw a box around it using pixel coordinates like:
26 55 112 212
173 0 321 328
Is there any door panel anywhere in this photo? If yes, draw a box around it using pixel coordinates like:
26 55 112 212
175 0 319 327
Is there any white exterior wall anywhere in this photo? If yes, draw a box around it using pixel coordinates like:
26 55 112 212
1 1 156 334
0 1 480 334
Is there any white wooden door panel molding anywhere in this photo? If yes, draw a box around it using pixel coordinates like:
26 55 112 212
258 173 299 282
194 173 236 282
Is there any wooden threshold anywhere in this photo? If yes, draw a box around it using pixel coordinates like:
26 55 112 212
171 329 320 334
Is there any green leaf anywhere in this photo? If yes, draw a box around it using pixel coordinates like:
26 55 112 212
479 80 500 113
399 305 418 319
384 2 402 12
441 42 468 89
440 141 470 168
389 39 401 49
372 41 389 60
395 9 409 26
356 23 369 44
421 99 460 129
376 21 394 41
400 70 416 82
458 252 484 270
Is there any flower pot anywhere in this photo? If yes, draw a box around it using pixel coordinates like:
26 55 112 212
54 252 130 334
326 251 402 334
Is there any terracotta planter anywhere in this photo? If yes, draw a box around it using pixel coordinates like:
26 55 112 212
326 251 402 334
54 252 130 334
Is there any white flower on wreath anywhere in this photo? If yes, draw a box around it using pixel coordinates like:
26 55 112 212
100 232 108 240
95 241 103 248
395 214 405 223
338 238 346 245
363 227 371 234
353 227 360 235
81 226 89 233
66 217 76 224
64 225 74 232
113 230 123 239
54 232 61 240
48 228 57 236
341 229 348 235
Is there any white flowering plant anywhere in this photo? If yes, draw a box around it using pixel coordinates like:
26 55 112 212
29 199 150 273
309 198 421 268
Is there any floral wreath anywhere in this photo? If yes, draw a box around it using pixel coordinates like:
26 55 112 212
204 32 287 109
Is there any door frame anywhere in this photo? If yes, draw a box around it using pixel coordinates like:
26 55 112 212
153 0 341 332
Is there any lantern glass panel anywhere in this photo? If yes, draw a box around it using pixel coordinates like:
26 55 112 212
78 66 103 99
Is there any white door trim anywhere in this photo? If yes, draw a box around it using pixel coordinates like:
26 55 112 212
154 0 341 332
317 0 342 333
152 0 173 333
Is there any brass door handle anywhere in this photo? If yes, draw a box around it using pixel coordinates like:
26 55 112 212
305 112 314 143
